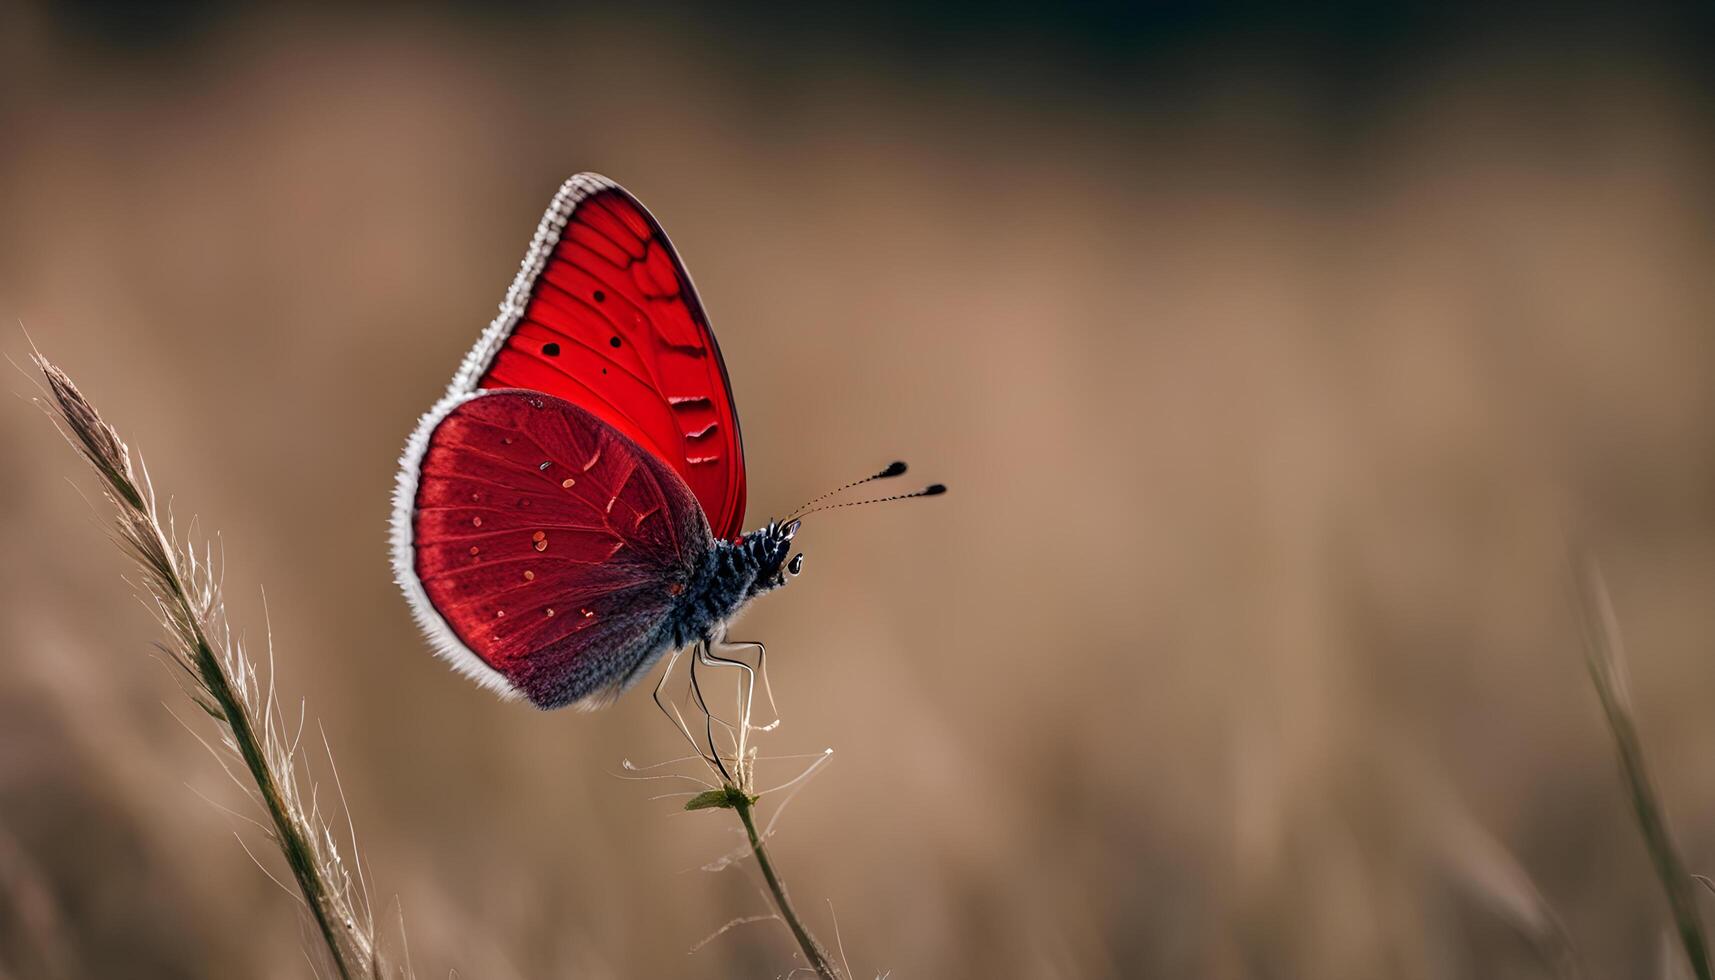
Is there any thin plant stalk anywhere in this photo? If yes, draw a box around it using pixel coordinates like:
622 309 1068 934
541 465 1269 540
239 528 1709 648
673 645 844 979
1578 560 1712 980
34 354 387 979
732 792 841 980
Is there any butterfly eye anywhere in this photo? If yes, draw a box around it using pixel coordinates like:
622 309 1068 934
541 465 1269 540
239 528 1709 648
787 553 804 575
783 520 801 540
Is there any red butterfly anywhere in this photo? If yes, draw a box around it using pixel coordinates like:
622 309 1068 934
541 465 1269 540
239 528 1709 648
391 174 941 709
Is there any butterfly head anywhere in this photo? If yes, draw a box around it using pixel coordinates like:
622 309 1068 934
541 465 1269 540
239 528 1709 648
741 518 805 596
747 518 806 593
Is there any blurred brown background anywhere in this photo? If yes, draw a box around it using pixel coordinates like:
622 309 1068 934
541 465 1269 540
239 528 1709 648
4 2 1715 977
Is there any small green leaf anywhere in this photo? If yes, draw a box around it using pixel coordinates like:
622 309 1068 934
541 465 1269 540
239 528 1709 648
684 786 757 811
684 789 735 811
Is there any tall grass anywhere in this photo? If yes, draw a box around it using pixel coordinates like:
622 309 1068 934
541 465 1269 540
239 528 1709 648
33 353 397 979
1578 559 1712 980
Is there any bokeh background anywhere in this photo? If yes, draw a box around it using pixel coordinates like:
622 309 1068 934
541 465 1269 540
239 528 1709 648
5 3 1715 977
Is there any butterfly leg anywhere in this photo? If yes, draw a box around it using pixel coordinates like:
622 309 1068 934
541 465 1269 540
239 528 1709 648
714 631 780 732
699 643 757 746
651 644 703 761
688 641 736 786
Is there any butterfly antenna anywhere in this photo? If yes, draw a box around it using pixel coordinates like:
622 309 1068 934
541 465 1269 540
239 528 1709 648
785 461 909 521
793 483 947 519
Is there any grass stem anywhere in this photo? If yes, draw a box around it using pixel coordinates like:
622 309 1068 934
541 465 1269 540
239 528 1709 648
731 793 842 980
34 353 384 979
1578 560 1711 980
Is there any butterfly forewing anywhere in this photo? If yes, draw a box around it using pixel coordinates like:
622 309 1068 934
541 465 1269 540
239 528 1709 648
458 174 748 541
408 389 713 707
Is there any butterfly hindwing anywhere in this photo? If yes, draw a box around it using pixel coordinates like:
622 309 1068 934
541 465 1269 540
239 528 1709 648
398 388 714 708
453 174 748 541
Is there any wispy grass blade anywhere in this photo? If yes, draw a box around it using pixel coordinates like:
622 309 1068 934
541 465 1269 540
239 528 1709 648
32 353 392 980
1578 559 1711 980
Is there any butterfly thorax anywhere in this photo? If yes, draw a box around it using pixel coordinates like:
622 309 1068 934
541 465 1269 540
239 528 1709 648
663 521 799 651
